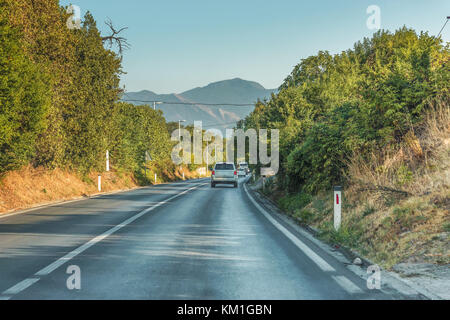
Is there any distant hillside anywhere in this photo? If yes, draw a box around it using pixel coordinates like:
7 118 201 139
123 78 275 130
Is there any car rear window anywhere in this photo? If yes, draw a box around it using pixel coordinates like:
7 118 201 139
215 163 234 170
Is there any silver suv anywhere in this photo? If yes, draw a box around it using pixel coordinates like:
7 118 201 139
239 162 250 175
211 162 238 188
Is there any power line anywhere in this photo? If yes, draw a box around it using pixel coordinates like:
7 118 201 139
123 93 247 128
176 120 242 128
196 121 243 128
123 93 254 128
121 96 255 107
437 16 450 37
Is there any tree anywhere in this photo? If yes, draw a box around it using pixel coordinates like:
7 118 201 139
0 2 50 172
244 27 449 194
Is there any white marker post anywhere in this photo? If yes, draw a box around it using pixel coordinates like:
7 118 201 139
154 173 157 184
106 150 110 172
206 145 209 176
98 175 102 192
333 186 342 231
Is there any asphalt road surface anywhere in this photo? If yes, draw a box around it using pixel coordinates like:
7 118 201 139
0 177 399 300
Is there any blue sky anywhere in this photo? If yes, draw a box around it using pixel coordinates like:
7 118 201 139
60 0 450 94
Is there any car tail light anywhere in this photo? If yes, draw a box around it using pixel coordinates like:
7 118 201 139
234 170 237 175
212 170 215 175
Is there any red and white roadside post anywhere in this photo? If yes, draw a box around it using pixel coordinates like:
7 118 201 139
333 186 342 231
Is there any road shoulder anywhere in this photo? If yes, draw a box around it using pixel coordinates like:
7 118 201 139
243 177 444 300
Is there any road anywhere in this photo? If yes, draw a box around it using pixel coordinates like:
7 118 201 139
0 177 399 300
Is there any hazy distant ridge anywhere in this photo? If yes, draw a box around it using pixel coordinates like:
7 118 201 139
123 78 275 128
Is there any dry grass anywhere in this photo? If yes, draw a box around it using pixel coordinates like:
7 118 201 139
0 164 200 215
0 166 139 214
331 101 450 268
144 160 201 183
346 100 450 196
294 101 450 269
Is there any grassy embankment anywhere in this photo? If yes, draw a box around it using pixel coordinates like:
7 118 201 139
259 105 449 269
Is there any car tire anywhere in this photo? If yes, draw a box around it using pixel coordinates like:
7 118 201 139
234 182 238 188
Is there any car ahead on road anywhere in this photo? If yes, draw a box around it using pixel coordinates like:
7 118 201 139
211 162 238 188
239 162 250 175
238 168 246 177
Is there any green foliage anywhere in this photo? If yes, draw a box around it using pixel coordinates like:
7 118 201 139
392 206 428 229
260 177 275 195
395 164 413 187
61 12 123 173
245 27 449 195
278 193 312 213
393 206 412 219
443 223 450 233
362 204 376 217
0 1 175 180
318 221 363 249
110 102 171 176
293 209 313 223
0 5 50 172
285 103 360 192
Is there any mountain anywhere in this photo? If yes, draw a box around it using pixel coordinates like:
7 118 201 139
123 78 275 130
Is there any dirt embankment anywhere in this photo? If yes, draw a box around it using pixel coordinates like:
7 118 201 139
0 165 200 215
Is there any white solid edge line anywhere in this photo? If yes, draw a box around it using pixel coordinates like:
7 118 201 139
332 276 364 294
243 183 335 272
2 182 207 297
2 277 40 296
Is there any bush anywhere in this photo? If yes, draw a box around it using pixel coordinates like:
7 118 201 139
443 223 450 232
396 164 413 187
278 193 312 213
245 27 449 196
318 221 363 249
294 209 314 223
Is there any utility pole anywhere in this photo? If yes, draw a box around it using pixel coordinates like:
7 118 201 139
153 101 162 110
178 120 186 141
178 120 186 179
206 144 209 176
144 151 151 181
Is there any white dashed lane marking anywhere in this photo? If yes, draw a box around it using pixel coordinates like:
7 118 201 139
0 183 207 299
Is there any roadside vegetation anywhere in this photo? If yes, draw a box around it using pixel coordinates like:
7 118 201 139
0 0 198 213
247 28 449 269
